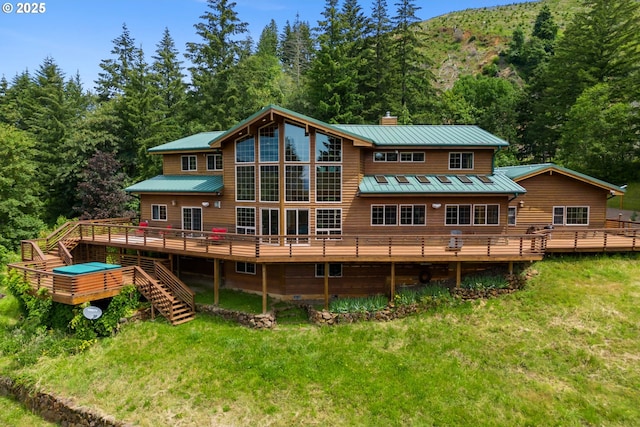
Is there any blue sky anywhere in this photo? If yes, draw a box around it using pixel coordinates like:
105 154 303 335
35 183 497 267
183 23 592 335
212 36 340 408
0 0 532 89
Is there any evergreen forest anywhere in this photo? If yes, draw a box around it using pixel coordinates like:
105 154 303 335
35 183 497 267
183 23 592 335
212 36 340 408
0 0 639 261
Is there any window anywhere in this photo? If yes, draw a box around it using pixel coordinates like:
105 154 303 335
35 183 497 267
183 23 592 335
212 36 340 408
316 209 342 237
285 165 310 202
206 153 223 171
236 166 255 201
236 207 256 235
372 205 397 225
400 205 426 225
445 205 472 225
374 151 424 162
449 152 474 170
181 155 197 171
316 165 341 202
315 263 342 278
553 206 589 225
400 152 425 162
474 205 499 225
260 165 279 202
151 204 167 221
373 151 398 162
316 133 341 162
236 262 256 275
567 207 588 225
508 206 517 226
284 123 310 162
259 124 279 162
235 136 255 163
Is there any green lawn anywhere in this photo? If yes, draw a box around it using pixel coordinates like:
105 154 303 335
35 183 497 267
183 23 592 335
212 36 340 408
608 182 640 213
2 254 640 426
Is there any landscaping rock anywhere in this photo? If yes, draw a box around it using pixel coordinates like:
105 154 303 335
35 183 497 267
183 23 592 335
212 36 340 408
196 304 276 329
0 376 132 427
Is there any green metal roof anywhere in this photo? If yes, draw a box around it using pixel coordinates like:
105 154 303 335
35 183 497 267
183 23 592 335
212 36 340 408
335 124 510 147
125 175 223 194
208 104 375 147
496 163 626 194
359 174 526 195
149 131 225 153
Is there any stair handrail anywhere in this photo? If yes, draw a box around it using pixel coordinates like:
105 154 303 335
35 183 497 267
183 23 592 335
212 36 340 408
57 241 73 266
131 266 175 322
154 262 195 312
21 240 47 262
45 221 81 253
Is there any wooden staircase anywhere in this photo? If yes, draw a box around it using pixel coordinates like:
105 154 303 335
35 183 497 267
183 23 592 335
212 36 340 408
132 263 196 326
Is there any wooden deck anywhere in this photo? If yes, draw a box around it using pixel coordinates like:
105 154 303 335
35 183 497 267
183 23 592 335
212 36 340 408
70 223 551 263
8 261 135 305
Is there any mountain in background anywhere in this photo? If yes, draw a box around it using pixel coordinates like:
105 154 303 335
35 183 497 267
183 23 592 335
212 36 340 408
422 0 584 89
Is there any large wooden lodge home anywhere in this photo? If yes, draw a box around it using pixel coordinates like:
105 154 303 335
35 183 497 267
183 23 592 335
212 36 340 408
10 105 634 321
124 105 626 296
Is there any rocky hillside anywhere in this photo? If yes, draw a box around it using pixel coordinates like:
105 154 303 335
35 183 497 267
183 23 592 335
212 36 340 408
421 0 584 89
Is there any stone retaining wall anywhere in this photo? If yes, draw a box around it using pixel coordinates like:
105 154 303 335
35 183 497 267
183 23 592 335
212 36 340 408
0 376 132 427
196 304 276 329
308 271 536 326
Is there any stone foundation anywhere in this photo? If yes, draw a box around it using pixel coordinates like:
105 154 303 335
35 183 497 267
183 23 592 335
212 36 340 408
0 376 132 427
196 304 276 329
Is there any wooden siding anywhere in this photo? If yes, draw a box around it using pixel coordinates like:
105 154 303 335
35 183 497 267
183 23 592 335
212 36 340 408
140 194 232 231
509 172 609 233
362 148 495 175
344 195 510 236
162 152 220 175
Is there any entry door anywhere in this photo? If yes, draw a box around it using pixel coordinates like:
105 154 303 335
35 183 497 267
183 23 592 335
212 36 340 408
286 209 309 245
182 207 203 235
261 208 279 244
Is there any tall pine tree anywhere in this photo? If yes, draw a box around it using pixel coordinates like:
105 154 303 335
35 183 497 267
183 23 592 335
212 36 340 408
185 0 250 129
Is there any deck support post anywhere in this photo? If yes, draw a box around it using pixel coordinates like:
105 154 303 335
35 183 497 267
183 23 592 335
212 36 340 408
508 261 513 275
324 262 329 310
262 264 268 314
390 262 396 300
213 258 220 306
456 261 462 288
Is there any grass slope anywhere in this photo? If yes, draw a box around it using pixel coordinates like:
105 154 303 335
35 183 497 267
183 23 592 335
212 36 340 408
423 0 584 89
608 182 640 214
4 254 639 426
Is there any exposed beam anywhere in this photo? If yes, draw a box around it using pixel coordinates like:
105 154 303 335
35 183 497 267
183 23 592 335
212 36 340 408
390 262 396 301
324 261 329 310
214 258 220 306
262 264 268 314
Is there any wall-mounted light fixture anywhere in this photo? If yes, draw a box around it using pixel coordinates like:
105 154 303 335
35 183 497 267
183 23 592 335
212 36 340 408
171 200 176 206
202 201 210 208
431 203 442 209
214 201 221 209
519 200 525 208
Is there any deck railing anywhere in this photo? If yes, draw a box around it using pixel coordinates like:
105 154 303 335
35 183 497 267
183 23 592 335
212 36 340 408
7 262 126 301
71 222 551 260
20 240 46 263
154 263 195 313
129 266 175 322
545 228 638 252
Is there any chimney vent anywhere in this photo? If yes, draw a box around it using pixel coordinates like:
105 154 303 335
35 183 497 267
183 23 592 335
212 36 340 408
380 112 398 126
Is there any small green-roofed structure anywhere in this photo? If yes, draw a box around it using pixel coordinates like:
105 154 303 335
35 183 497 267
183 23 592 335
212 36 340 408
148 131 225 153
496 163 626 195
359 174 526 195
125 175 223 194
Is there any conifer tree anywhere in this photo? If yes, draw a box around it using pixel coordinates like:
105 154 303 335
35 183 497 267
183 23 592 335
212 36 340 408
95 23 138 101
306 0 364 123
391 0 434 123
185 0 250 129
